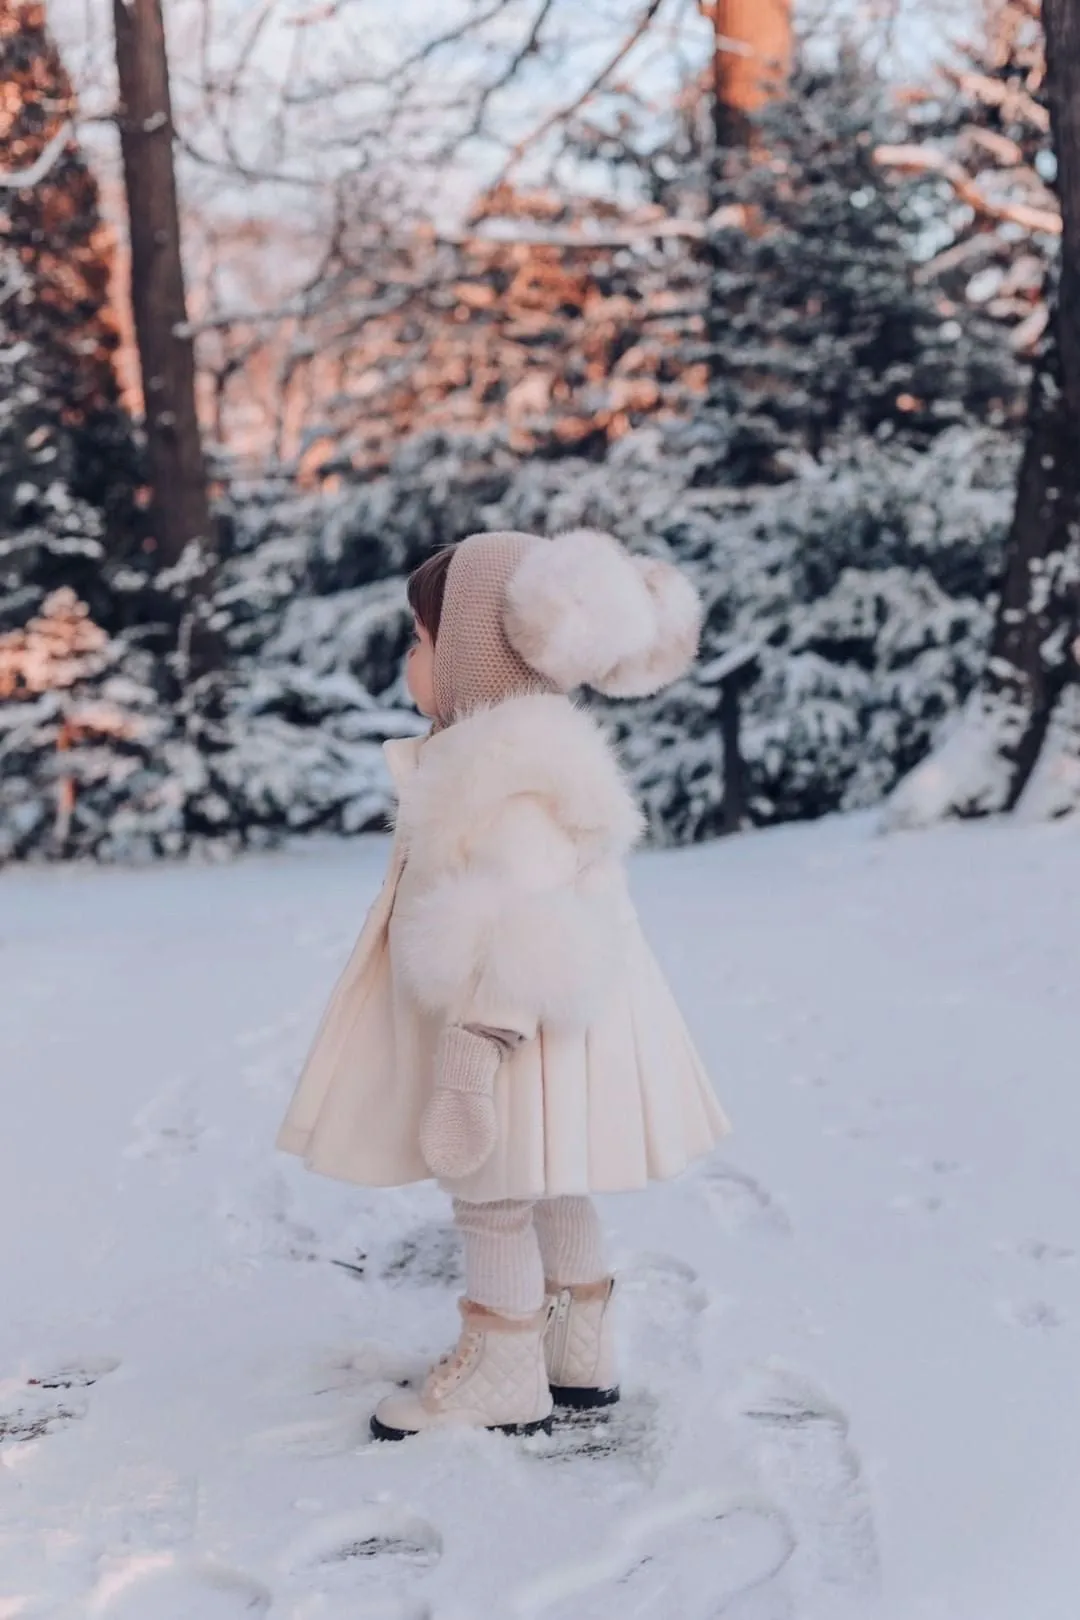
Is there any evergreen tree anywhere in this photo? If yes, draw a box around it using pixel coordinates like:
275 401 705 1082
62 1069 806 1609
888 0 1080 827
576 44 1023 486
0 0 141 558
697 48 1023 485
895 0 1055 354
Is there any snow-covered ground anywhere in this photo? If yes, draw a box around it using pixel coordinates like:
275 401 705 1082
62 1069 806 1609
2 815 1078 1620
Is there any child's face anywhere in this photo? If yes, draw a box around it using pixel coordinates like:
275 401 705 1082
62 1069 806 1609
406 616 438 718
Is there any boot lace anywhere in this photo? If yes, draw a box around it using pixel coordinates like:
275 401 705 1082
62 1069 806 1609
426 1326 482 1401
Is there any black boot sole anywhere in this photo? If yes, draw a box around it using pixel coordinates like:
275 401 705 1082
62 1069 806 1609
549 1384 621 1411
370 1413 554 1443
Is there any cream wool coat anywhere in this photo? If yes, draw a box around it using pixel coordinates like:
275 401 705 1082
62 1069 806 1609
277 693 729 1202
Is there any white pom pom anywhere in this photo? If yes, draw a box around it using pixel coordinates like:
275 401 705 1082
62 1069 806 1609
504 529 701 697
594 556 703 698
504 529 655 692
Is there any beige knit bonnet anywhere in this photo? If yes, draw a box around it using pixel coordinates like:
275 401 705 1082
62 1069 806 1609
431 527 703 727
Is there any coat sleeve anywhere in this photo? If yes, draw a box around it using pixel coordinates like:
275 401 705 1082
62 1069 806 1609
393 795 625 1041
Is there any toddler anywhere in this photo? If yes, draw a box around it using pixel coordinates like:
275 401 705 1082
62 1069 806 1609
278 528 729 1439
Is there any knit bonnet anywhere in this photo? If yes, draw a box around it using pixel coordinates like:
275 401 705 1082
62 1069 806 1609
432 527 702 726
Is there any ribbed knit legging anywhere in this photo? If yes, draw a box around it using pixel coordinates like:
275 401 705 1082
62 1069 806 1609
452 1196 607 1317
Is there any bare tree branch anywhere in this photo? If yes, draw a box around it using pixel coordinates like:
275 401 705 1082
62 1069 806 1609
458 0 559 146
387 0 519 80
875 143 1062 236
496 0 670 180
944 67 1051 135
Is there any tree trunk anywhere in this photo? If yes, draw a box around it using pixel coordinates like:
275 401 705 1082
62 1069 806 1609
711 0 791 148
704 0 791 400
980 0 1080 808
112 0 218 678
890 0 1080 825
980 320 1080 807
1045 0 1080 418
718 656 759 833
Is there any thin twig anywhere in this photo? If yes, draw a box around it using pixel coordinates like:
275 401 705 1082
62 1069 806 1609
496 0 669 180
459 0 559 145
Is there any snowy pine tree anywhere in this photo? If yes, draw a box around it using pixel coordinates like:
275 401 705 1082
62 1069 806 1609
0 0 140 557
896 0 1055 357
696 48 1023 485
574 43 1022 486
888 0 1080 828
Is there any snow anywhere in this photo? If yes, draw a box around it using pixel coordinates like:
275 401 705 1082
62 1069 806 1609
2 815 1079 1620
884 692 1022 827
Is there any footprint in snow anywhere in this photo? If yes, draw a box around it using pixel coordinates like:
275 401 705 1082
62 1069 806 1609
281 1504 443 1580
731 1364 880 1615
0 1356 120 1448
698 1162 792 1238
996 1298 1066 1331
88 1555 270 1618
510 1490 794 1620
996 1238 1076 1266
529 1390 665 1484
27 1354 121 1391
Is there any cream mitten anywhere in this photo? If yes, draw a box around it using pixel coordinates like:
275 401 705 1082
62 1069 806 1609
420 1025 504 1180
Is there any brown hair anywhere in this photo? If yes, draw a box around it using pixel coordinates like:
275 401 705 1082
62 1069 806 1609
407 545 455 641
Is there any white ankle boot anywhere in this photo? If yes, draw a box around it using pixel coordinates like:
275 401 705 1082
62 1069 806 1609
544 1277 620 1409
371 1301 554 1441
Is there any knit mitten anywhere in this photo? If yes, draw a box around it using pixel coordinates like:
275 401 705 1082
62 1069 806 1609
420 1025 502 1180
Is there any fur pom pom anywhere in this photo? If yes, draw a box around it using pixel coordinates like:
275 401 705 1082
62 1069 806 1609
504 529 701 697
593 556 703 698
396 869 624 1036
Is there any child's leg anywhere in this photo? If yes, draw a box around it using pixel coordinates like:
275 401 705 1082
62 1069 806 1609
452 1197 545 1317
533 1195 607 1287
373 1198 551 1439
535 1197 617 1405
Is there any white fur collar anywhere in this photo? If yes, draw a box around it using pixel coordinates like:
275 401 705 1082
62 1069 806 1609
395 694 643 864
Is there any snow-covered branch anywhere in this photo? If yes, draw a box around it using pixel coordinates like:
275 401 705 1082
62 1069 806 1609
874 143 1062 236
0 122 73 190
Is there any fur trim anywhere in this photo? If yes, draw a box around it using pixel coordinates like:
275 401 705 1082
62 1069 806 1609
396 868 624 1034
393 695 640 1035
504 529 701 698
397 693 644 874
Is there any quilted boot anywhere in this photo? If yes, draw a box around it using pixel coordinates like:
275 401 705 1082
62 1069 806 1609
371 1301 554 1441
544 1276 620 1410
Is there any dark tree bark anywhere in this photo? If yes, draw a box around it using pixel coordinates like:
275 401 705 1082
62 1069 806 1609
984 321 1080 805
1044 1 1080 418
718 653 760 834
112 0 218 678
978 0 1080 808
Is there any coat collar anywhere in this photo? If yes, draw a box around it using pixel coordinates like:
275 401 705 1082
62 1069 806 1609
391 693 643 861
382 735 426 791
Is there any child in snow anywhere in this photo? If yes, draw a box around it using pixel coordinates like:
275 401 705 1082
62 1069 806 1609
277 528 729 1440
